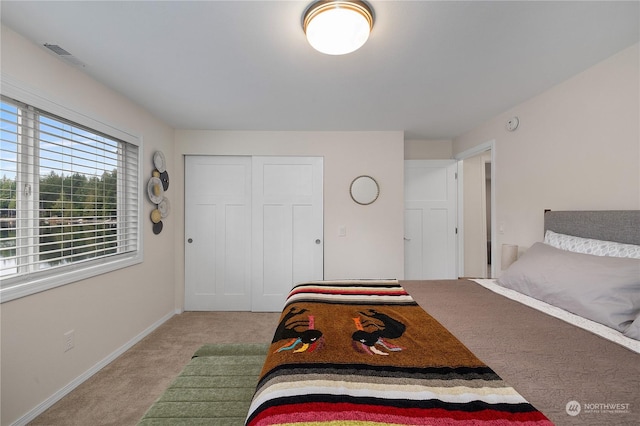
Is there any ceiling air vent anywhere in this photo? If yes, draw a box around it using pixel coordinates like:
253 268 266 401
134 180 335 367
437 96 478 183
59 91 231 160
44 43 85 68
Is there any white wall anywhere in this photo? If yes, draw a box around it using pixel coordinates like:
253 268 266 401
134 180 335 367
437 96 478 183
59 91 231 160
173 130 406 310
0 25 176 425
405 139 453 160
454 44 640 268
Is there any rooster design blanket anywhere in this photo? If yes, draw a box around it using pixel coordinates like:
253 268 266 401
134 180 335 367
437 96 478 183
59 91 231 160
246 280 553 425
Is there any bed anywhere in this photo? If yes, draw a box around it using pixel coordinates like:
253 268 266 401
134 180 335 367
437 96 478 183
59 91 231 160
246 210 640 425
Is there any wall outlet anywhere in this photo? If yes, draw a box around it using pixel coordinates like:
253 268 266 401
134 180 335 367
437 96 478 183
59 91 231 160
63 330 75 352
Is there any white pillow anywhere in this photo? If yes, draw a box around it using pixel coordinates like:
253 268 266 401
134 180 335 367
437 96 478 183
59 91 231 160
544 230 640 259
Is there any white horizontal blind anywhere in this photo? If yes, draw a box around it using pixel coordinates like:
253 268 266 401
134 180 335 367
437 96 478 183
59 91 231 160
0 95 139 286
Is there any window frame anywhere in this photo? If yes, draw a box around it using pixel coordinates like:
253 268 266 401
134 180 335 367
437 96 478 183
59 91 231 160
1 77 144 303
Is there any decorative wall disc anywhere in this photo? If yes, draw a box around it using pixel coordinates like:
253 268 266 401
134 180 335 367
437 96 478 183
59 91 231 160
151 209 162 223
153 151 166 172
158 197 170 218
147 177 164 204
160 170 170 190
152 221 163 234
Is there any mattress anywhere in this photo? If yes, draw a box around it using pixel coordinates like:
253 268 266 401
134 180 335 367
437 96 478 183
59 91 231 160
402 279 640 426
471 278 640 354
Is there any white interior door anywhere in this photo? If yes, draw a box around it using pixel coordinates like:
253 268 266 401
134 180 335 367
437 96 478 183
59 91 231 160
251 156 324 311
184 156 252 311
404 160 457 279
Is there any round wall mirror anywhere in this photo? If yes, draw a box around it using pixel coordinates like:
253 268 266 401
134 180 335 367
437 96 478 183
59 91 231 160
350 175 379 205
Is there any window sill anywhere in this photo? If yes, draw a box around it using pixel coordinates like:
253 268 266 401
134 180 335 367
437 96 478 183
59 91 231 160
0 253 143 303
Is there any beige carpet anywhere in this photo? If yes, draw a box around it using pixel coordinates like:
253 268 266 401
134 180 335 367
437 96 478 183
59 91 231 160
28 312 280 426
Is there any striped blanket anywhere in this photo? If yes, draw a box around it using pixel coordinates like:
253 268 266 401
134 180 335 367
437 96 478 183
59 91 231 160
246 280 553 425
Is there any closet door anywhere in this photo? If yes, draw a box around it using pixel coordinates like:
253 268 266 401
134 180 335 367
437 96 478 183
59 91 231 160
251 156 323 311
184 156 252 311
185 155 323 312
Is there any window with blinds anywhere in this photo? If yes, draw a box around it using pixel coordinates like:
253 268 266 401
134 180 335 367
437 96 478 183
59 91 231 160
0 95 141 302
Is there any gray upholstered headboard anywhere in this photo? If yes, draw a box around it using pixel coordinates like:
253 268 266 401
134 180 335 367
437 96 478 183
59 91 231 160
544 210 640 246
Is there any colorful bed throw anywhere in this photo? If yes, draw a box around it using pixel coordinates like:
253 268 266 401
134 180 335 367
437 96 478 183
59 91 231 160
245 280 553 425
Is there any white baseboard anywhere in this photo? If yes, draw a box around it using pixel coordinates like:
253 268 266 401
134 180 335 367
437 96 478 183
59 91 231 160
11 310 176 426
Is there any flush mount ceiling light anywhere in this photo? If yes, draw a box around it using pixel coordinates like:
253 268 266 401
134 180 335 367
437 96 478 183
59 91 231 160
303 0 374 55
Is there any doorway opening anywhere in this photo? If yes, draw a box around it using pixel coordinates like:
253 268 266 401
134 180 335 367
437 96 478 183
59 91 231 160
455 140 495 278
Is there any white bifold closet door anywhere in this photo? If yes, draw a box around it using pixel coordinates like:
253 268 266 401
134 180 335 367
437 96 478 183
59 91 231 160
185 156 323 312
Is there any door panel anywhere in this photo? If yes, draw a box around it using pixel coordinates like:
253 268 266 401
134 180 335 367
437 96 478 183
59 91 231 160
262 204 291 295
292 205 315 282
252 157 323 311
404 208 423 278
185 156 252 311
224 204 248 295
404 160 457 279
192 203 216 296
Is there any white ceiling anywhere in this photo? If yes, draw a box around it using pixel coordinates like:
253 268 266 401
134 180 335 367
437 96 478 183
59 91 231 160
1 1 638 140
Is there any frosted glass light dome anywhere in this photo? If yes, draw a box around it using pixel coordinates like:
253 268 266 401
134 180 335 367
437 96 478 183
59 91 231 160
303 1 374 55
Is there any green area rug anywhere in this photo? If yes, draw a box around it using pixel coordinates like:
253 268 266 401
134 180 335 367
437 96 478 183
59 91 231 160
138 343 269 426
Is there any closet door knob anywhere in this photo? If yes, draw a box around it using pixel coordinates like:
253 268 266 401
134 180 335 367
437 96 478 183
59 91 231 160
315 239 321 244
187 238 193 243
